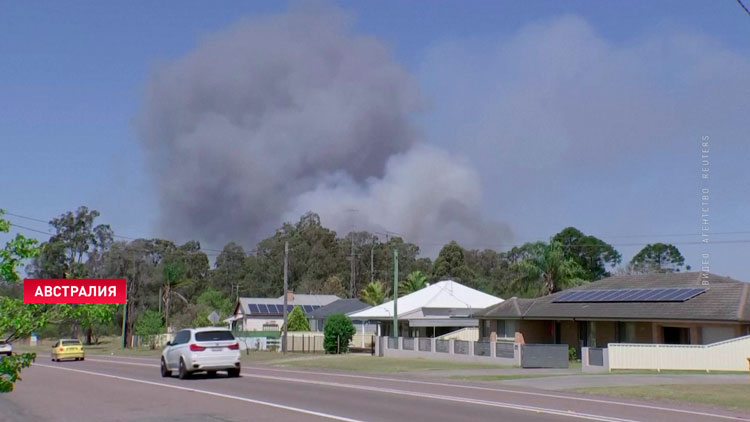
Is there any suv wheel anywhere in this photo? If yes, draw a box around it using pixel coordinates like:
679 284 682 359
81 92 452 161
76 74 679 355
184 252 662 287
227 366 240 378
160 358 171 378
178 358 190 380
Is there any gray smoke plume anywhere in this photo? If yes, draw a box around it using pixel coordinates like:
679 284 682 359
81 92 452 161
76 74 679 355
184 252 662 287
138 5 510 254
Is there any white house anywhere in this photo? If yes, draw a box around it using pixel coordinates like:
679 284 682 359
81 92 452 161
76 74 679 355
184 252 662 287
229 291 340 332
349 279 503 338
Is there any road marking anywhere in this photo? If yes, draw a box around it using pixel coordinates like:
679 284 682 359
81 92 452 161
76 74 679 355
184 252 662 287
84 357 750 422
82 358 638 422
34 364 366 422
244 365 750 421
88 355 158 362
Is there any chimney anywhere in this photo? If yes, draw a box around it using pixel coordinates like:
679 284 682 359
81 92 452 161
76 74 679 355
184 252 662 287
285 290 294 303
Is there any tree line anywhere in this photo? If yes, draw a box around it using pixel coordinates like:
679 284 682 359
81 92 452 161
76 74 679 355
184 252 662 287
0 206 690 391
3 207 688 346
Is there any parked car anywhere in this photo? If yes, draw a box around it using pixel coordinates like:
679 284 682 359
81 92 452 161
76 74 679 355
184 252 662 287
51 339 85 362
0 340 12 356
161 327 240 379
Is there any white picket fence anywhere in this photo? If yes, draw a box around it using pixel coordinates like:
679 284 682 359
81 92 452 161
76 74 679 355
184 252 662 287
608 335 750 372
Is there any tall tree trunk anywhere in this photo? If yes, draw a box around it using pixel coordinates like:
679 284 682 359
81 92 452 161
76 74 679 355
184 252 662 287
125 302 134 348
164 284 170 331
86 326 93 345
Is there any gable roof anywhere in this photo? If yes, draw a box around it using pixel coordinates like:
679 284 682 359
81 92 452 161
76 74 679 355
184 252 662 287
349 280 503 319
307 299 370 319
476 272 750 323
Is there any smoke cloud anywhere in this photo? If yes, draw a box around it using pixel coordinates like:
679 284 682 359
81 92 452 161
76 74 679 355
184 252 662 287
138 5 509 254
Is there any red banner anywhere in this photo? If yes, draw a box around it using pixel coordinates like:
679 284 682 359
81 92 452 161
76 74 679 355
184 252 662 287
24 279 127 304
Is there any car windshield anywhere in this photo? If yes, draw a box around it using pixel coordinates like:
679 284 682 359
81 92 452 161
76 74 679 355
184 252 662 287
0 341 7 345
62 340 81 346
195 331 234 342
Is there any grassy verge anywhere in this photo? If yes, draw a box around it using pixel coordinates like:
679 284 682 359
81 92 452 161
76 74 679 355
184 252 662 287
605 369 749 375
277 355 512 372
240 351 287 364
449 374 563 381
14 338 162 357
573 384 750 410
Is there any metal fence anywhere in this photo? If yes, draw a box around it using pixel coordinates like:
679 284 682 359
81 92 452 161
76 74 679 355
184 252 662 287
454 340 469 355
608 335 750 371
387 337 398 349
418 338 432 352
520 344 568 368
474 341 490 356
435 339 450 353
588 348 605 366
496 341 514 358
402 337 415 350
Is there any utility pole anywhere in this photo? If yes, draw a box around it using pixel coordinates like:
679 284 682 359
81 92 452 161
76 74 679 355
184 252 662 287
121 301 128 349
350 235 356 298
282 241 289 355
370 239 374 283
393 248 398 338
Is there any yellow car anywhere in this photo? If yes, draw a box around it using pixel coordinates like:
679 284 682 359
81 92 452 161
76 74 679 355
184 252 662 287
51 339 85 362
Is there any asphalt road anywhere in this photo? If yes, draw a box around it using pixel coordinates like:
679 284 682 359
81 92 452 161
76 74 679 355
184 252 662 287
1 355 748 422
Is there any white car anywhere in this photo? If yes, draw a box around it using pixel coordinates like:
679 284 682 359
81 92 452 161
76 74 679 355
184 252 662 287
0 340 12 356
161 327 241 379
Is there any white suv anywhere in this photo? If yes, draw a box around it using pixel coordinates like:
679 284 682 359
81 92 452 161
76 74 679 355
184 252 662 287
161 328 241 379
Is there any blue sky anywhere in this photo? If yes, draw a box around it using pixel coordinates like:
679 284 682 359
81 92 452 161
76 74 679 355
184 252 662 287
2 1 749 277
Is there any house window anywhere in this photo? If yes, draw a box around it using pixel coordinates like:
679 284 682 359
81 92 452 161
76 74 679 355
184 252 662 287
481 320 491 339
615 322 636 343
496 320 516 339
663 326 690 344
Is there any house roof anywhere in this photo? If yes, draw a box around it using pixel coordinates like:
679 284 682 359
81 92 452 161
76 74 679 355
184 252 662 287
235 294 340 315
349 279 503 320
475 272 750 323
306 299 370 319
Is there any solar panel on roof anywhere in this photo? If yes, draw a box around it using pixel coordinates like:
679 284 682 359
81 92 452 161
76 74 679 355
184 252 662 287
552 288 707 303
302 305 311 312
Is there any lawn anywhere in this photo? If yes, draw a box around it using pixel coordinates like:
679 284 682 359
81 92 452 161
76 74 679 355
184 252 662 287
449 374 563 381
277 355 512 372
574 384 750 410
14 337 163 357
240 351 287 364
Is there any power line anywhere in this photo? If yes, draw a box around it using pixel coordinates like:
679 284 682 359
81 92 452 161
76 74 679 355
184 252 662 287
6 209 747 254
738 0 750 16
2 209 228 253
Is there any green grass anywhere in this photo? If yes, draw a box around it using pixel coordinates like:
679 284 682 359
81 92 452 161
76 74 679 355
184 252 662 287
574 384 750 410
277 355 512 372
14 337 163 357
600 369 750 376
240 351 288 364
449 374 563 381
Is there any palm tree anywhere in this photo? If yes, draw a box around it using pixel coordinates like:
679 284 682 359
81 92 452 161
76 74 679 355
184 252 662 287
360 281 389 306
162 261 187 330
399 270 428 297
512 241 586 295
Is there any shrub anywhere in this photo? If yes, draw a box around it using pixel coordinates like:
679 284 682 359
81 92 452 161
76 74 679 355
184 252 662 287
286 305 310 331
323 313 355 354
134 310 163 350
568 346 578 361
